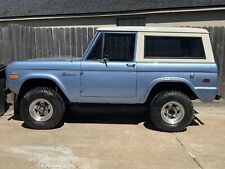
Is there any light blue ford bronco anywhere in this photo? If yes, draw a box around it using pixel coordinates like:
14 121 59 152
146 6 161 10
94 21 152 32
3 27 219 131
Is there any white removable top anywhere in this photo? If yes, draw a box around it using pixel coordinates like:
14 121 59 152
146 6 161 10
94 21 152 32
97 26 208 34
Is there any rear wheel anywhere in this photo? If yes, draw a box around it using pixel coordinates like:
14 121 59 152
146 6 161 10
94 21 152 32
150 91 194 132
20 87 65 129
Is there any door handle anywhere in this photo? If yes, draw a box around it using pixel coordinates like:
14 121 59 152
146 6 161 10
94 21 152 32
126 63 136 68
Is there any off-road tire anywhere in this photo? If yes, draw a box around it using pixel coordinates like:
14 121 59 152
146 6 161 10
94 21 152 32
20 87 65 129
0 79 6 117
150 90 194 132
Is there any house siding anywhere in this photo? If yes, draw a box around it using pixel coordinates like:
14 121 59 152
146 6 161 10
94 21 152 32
146 10 225 27
0 9 225 27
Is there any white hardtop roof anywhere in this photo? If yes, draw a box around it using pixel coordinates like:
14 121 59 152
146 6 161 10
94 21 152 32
97 26 208 34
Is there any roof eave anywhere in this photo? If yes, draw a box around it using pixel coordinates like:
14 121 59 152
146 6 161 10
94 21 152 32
0 6 225 22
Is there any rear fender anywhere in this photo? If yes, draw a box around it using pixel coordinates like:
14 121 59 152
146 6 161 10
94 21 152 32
142 77 199 103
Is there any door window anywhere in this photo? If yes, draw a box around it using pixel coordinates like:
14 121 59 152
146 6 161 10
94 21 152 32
87 34 103 60
104 33 135 61
87 33 135 62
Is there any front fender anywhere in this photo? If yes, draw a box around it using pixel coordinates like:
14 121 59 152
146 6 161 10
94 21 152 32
8 72 67 97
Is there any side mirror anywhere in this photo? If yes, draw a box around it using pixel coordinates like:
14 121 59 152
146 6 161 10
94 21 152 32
101 58 108 63
99 58 108 67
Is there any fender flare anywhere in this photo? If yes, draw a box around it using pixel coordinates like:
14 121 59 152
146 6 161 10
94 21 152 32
19 74 69 100
142 77 200 103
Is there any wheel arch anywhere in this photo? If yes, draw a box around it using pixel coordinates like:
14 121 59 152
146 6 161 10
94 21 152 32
144 80 199 104
19 78 70 104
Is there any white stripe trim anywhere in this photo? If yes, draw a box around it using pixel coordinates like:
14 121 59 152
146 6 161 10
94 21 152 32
195 87 217 90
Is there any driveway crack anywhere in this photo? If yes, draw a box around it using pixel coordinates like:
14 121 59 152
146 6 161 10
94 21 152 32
175 136 204 169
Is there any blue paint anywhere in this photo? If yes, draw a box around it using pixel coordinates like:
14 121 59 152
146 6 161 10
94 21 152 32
6 58 218 103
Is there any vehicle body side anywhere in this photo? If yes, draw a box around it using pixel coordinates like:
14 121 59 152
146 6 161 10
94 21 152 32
5 27 218 104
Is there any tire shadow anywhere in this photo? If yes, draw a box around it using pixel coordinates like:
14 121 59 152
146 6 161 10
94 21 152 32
65 104 204 131
65 104 149 125
190 110 205 126
21 121 64 130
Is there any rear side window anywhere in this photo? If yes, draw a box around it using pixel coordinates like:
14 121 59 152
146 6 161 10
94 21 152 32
144 36 206 59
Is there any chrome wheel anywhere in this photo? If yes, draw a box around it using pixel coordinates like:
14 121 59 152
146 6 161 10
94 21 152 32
29 99 53 122
161 101 185 125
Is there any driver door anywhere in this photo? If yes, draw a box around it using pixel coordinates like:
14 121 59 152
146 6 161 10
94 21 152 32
80 32 137 102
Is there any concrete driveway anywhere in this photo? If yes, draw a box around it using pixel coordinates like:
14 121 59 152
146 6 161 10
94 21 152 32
0 101 225 169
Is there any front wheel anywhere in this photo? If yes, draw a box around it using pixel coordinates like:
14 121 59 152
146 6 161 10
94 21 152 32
20 87 65 129
150 91 194 132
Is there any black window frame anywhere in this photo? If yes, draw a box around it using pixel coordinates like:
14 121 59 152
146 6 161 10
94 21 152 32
144 35 206 59
86 32 136 62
